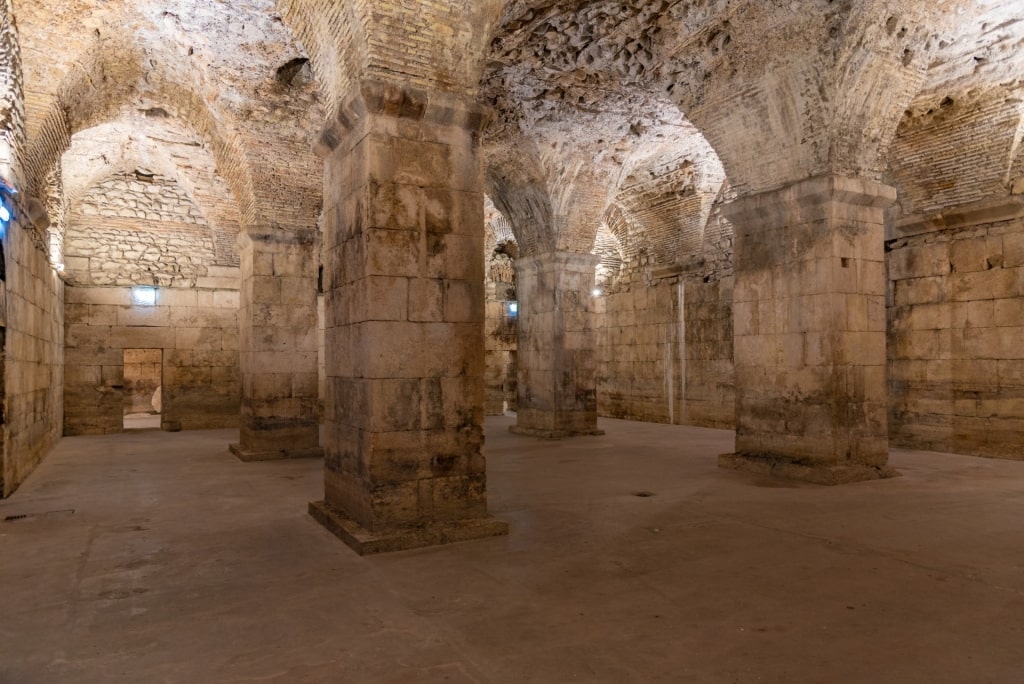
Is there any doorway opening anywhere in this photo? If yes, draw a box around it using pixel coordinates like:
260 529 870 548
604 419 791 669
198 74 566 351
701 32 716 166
123 348 162 430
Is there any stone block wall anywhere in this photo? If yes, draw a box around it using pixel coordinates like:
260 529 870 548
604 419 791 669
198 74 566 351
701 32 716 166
484 293 517 415
2 213 64 497
64 283 240 435
598 282 677 424
683 277 735 428
887 212 1024 459
596 277 734 428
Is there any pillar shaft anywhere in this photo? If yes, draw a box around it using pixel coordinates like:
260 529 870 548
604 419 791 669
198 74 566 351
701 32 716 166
721 175 896 484
512 251 603 438
230 227 322 461
309 80 507 554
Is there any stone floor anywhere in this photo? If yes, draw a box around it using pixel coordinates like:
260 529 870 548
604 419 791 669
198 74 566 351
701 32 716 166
2 415 1023 683
123 412 161 430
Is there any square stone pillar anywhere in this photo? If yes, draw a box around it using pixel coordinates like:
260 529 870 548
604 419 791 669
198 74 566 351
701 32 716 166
308 80 508 554
511 251 604 438
720 175 897 484
230 227 322 461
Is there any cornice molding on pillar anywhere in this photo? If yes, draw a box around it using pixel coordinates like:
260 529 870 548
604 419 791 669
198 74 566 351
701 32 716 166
889 194 1024 240
723 174 898 230
514 250 602 275
314 79 493 159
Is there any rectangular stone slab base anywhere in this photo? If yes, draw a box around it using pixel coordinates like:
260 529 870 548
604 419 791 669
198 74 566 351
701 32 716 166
229 444 324 462
308 501 509 555
508 426 606 439
719 453 900 485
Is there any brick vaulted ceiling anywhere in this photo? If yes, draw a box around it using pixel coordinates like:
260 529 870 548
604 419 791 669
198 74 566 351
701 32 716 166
16 0 326 267
10 0 1024 269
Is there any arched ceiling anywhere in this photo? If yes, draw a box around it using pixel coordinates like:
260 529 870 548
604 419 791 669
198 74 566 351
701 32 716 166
61 115 243 266
483 0 1024 197
15 0 324 232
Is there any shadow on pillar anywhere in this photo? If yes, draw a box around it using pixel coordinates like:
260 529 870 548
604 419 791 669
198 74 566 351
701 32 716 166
718 175 899 485
510 252 605 439
308 79 508 554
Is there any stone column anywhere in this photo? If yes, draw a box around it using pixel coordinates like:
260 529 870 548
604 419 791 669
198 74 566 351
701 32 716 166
230 227 322 461
512 251 604 438
309 80 508 554
720 175 896 484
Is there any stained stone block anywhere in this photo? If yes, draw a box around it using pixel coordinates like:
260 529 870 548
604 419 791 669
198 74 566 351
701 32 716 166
721 175 897 484
311 80 507 554
231 227 322 462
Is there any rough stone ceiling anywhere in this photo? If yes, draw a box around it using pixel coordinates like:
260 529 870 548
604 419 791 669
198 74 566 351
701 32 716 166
62 115 242 238
483 0 1024 194
481 0 735 255
16 0 324 230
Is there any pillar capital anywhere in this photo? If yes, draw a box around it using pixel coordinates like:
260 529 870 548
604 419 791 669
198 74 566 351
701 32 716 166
723 175 897 229
315 79 493 159
515 250 601 275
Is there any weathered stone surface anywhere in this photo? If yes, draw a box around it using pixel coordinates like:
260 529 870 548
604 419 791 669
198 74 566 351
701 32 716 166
513 251 604 438
64 285 240 435
232 227 322 462
722 175 896 483
316 80 505 554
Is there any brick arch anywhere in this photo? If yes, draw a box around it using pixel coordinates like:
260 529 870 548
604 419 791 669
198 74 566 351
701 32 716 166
593 222 624 288
603 203 647 268
656 0 964 194
277 0 505 117
60 117 244 269
22 37 258 232
63 119 242 232
484 142 554 257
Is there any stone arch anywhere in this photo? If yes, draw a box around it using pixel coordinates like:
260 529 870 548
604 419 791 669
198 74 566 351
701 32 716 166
484 142 554 257
22 36 257 232
277 0 505 116
60 117 243 268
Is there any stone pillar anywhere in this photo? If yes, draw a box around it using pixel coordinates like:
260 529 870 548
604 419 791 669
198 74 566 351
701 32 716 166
230 227 322 461
512 251 604 438
309 80 508 554
721 175 896 484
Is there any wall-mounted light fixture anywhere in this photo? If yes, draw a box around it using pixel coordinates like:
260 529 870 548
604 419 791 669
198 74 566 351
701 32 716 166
132 286 158 306
506 301 518 317
592 288 603 297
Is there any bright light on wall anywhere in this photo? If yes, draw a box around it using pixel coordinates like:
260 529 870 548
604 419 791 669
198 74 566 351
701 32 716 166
132 286 158 306
592 288 603 297
0 176 16 238
507 301 518 317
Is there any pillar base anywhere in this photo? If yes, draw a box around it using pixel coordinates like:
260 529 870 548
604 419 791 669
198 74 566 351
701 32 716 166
308 501 509 555
508 425 606 439
719 452 900 486
230 443 324 462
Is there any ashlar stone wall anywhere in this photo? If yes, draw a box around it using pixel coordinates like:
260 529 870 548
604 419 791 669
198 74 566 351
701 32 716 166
597 276 735 429
2 211 64 497
887 211 1024 459
484 249 516 415
64 282 240 435
597 197 735 429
